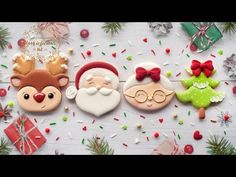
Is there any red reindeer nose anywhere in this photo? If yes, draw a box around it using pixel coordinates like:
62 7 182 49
33 93 45 103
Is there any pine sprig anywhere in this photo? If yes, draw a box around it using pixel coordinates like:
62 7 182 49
86 136 114 155
206 135 236 155
102 22 123 35
220 22 236 34
0 26 10 50
0 137 11 155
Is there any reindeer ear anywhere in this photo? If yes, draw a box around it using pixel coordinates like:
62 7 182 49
10 75 24 88
56 74 69 87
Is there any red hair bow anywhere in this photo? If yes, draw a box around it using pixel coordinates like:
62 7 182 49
191 60 214 77
135 67 161 82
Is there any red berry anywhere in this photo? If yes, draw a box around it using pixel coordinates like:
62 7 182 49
143 38 147 43
45 128 50 133
0 88 7 97
159 118 164 123
86 50 92 56
80 29 89 38
193 130 203 140
233 86 236 94
224 115 230 121
190 43 197 51
154 132 159 138
165 48 170 54
82 126 87 131
17 38 27 48
0 111 4 118
184 144 194 154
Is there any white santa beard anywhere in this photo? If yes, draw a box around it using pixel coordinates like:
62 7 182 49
75 88 121 117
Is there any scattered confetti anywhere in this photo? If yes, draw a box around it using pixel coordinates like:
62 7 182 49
80 44 84 47
123 65 127 70
137 52 143 55
121 49 126 53
7 101 14 108
45 128 50 133
140 115 145 119
82 126 87 131
62 116 68 122
126 56 132 61
224 130 227 135
34 118 37 123
92 119 95 124
82 138 85 144
110 133 117 138
81 52 86 59
177 134 181 140
159 40 162 45
86 50 92 56
217 111 232 127
122 125 128 130
50 122 56 125
166 71 172 77
184 144 194 154
210 54 216 58
165 48 170 54
92 43 100 47
217 49 223 55
1 64 8 69
176 72 181 77
154 132 160 138
56 137 60 141
210 119 217 123
163 133 168 138
151 49 156 55
124 112 127 117
77 119 83 123
109 43 116 47
113 118 119 121
123 143 128 147
142 131 146 134
175 32 180 37
112 52 116 58
178 119 184 125
143 38 147 43
99 126 103 129
102 52 106 55
186 54 190 58
128 40 133 46
163 62 169 66
173 113 178 119
146 137 149 141
68 132 73 139
134 138 140 144
159 118 164 123
188 111 191 116
190 122 195 126
136 123 142 129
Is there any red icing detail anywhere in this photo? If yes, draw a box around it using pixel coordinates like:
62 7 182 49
0 111 4 118
33 93 45 103
75 61 119 89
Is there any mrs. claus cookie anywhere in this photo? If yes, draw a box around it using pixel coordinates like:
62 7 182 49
123 62 175 111
66 61 121 117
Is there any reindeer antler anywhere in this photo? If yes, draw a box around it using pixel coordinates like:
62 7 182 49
12 53 35 75
45 52 68 75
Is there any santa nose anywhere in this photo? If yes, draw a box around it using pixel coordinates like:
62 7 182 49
33 93 45 103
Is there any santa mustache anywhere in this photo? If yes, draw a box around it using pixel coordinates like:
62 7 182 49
85 87 113 96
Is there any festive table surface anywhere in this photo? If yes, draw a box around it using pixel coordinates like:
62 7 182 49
0 22 235 155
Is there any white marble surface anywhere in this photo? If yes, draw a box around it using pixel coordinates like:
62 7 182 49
0 22 235 155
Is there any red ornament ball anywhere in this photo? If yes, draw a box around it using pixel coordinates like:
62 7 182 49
80 29 89 38
0 88 7 97
165 48 170 54
184 144 194 154
0 111 4 118
154 132 159 138
86 50 92 56
233 86 236 94
190 43 197 51
45 128 50 133
17 38 27 48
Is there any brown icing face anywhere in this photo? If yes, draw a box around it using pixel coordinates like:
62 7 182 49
10 69 69 112
124 82 175 111
82 76 113 89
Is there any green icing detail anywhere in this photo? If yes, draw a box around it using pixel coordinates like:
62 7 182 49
176 72 224 109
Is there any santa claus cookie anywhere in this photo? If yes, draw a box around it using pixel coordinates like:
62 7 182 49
123 62 175 111
66 61 121 117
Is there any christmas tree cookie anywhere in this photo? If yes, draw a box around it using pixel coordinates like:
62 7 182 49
176 60 225 119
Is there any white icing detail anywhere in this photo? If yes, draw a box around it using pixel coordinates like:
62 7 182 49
104 76 111 83
61 64 68 70
85 87 98 95
12 53 23 61
210 93 225 103
86 74 93 81
59 52 67 59
100 88 113 96
25 55 31 61
193 82 209 89
65 86 77 99
75 88 121 117
12 63 18 69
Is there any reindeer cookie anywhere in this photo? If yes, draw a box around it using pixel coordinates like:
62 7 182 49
10 53 69 112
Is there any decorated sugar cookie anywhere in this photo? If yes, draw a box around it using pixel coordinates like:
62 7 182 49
176 60 225 119
123 62 175 111
66 61 121 117
10 53 69 112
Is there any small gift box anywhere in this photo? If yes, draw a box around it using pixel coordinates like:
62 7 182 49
181 22 222 52
151 138 184 155
4 114 46 155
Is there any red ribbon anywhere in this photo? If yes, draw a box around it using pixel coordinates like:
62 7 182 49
136 67 161 82
191 60 214 77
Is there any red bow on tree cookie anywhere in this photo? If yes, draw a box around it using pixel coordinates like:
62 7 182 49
136 67 161 81
191 60 214 77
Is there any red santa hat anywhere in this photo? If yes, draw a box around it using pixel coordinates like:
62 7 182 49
75 61 119 89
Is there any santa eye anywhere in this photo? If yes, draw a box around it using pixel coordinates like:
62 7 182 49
104 82 109 85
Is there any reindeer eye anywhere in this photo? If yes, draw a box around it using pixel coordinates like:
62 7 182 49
24 94 30 100
48 93 54 99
